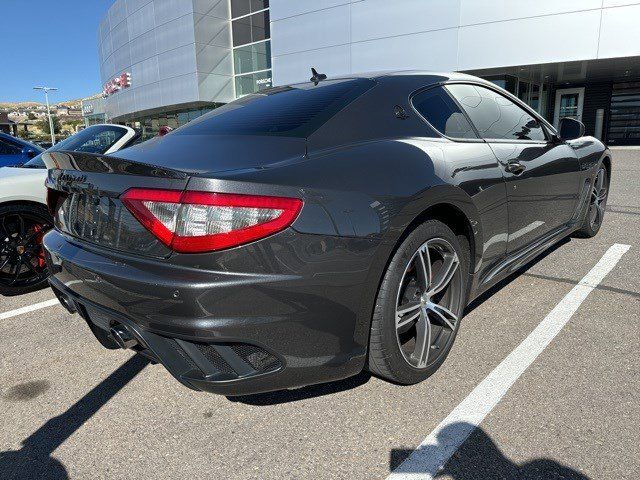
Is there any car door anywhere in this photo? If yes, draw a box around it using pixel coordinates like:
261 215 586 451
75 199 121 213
445 83 581 254
410 85 509 274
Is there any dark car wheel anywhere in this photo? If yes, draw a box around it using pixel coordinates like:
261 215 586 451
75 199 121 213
368 220 469 385
0 204 52 296
574 165 609 238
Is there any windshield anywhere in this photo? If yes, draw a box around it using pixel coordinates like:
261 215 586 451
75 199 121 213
23 125 129 168
179 78 375 138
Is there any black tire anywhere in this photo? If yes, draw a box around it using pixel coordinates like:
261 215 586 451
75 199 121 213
368 219 469 385
0 203 53 296
574 165 609 239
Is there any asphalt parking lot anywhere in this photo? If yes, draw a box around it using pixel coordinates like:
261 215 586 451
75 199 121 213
1 149 639 480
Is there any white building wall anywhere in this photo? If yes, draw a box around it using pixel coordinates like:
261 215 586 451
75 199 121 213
270 0 640 85
98 0 233 120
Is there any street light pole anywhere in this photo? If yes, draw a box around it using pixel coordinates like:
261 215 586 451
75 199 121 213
33 86 58 145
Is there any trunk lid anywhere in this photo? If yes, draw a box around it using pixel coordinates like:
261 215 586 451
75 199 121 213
43 133 307 258
44 150 190 258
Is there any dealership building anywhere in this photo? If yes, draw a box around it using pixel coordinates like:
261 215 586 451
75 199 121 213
97 0 640 144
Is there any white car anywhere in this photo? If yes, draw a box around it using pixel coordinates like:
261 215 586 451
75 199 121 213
0 124 139 295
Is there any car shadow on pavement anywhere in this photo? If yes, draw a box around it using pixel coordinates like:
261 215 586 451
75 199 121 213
227 370 372 406
0 354 149 480
390 421 590 479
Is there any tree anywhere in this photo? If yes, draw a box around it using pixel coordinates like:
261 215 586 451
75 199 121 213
16 129 31 140
27 112 37 120
37 115 62 135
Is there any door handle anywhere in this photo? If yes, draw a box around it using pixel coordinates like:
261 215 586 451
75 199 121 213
505 161 526 175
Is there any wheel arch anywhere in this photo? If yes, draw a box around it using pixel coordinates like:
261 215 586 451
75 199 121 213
369 187 484 302
401 202 478 275
0 199 50 214
601 155 612 179
392 183 484 275
356 191 483 345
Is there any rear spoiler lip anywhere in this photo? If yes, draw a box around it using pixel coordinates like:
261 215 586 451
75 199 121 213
42 150 188 180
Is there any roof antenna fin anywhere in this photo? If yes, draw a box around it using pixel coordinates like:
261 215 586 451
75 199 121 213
310 67 327 85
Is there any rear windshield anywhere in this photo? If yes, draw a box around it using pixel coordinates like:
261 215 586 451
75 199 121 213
178 78 375 137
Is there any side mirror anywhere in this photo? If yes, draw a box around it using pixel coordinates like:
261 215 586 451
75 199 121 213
558 117 585 140
22 147 38 159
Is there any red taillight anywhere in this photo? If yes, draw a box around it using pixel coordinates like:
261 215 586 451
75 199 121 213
121 188 303 253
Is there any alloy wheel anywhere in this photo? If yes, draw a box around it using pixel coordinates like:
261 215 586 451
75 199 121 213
395 238 462 369
589 167 608 229
0 212 50 289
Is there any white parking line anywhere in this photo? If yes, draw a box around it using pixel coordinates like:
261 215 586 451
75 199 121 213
388 243 631 480
0 299 60 320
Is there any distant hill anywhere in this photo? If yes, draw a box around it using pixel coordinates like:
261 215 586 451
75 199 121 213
0 101 43 109
0 94 101 111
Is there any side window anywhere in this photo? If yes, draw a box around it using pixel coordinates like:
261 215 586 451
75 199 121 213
446 84 547 142
411 87 478 139
0 138 22 155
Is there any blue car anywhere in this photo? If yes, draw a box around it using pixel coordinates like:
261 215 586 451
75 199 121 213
0 132 44 167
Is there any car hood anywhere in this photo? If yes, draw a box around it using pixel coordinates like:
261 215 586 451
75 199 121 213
111 134 307 175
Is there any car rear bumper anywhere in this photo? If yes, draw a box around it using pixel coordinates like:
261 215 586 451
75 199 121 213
43 229 375 395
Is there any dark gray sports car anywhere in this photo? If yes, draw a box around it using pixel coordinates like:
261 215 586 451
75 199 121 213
43 71 610 395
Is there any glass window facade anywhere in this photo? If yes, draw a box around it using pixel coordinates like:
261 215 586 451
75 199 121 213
126 107 215 141
231 1 272 97
486 75 518 95
484 74 549 118
84 114 107 127
235 70 273 97
230 0 269 19
232 11 270 46
538 84 548 119
234 41 271 75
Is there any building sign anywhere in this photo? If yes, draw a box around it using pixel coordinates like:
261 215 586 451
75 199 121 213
82 104 94 114
256 77 272 90
256 76 272 87
103 72 131 97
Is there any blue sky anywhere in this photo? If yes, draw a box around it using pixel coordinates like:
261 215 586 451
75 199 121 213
0 0 114 103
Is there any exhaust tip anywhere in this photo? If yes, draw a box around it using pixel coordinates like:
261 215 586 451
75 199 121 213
109 325 137 349
56 293 76 314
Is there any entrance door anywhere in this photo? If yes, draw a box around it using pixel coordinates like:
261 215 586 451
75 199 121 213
554 88 585 127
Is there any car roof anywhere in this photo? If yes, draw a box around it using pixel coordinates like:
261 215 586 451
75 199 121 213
309 70 481 83
287 70 485 86
290 70 499 93
368 70 479 81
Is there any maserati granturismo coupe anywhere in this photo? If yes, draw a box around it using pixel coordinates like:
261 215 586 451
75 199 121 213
42 71 610 395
